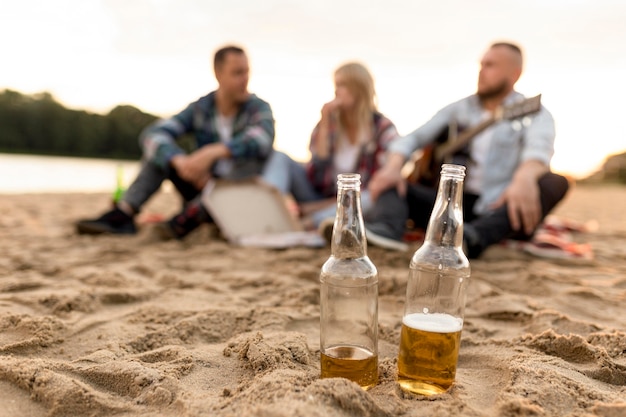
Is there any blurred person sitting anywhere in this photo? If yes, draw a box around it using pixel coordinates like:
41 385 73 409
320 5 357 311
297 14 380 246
364 41 570 257
76 45 275 238
263 62 399 236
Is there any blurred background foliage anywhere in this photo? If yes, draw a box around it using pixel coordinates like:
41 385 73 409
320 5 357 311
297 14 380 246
0 89 158 160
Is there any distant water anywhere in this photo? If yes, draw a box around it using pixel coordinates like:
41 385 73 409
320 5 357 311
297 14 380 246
0 153 140 194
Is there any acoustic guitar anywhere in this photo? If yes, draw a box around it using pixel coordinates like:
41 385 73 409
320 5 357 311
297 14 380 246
407 94 543 187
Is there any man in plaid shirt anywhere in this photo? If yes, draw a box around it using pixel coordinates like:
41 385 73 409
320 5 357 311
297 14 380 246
76 45 275 238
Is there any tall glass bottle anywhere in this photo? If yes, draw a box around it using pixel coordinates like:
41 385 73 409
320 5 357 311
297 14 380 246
320 173 379 389
397 164 470 396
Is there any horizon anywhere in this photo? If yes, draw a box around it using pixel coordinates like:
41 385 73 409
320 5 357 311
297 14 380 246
1 87 624 181
3 0 626 179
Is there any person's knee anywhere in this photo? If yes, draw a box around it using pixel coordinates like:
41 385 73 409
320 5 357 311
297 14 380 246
262 150 290 176
267 150 289 165
558 175 571 200
539 171 570 201
379 187 402 200
260 150 294 194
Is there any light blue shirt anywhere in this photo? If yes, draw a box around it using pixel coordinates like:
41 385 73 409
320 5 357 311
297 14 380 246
390 91 556 214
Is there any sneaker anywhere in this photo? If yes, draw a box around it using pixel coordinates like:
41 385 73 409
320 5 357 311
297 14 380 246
76 207 137 235
318 218 335 245
156 201 208 240
365 222 408 252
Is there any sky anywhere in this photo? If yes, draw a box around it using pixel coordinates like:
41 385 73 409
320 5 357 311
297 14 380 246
2 0 626 179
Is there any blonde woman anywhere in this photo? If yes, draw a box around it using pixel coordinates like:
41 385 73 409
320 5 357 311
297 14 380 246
262 62 399 232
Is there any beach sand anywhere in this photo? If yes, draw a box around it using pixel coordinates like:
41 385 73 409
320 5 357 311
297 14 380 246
0 183 625 416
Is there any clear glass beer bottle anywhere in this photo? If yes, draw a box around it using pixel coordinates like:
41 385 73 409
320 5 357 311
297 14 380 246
320 173 378 389
397 164 470 395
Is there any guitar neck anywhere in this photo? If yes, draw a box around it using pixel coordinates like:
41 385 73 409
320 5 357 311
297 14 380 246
435 116 496 161
435 94 542 161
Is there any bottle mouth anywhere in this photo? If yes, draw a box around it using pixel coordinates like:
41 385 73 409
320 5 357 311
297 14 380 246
337 173 361 188
440 164 466 180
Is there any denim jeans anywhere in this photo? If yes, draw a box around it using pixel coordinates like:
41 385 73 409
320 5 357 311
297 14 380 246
261 151 321 202
122 160 202 213
124 146 274 211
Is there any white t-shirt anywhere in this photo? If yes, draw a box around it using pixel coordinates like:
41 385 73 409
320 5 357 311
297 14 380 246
333 132 364 178
213 113 235 177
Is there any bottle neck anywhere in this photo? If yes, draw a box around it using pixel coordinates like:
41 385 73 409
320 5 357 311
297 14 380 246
423 174 464 248
331 183 367 259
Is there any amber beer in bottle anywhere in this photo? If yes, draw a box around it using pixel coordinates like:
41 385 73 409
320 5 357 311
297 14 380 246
397 164 470 395
320 173 378 389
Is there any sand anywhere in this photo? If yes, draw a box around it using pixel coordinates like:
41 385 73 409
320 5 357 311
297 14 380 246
0 183 625 417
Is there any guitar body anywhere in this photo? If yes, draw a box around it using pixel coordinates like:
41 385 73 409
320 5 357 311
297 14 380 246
407 126 453 188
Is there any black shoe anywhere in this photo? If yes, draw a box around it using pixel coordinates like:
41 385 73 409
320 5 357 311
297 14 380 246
158 201 208 240
365 222 408 252
76 207 137 235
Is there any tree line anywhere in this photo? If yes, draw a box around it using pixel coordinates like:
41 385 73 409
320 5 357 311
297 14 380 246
0 89 158 160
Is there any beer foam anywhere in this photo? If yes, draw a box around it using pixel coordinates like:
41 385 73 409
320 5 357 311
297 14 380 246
402 313 463 333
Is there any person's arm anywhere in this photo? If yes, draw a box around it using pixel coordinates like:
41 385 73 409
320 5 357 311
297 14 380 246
491 106 556 234
311 98 341 160
224 97 275 161
139 103 196 169
171 143 231 189
368 151 407 201
368 102 458 200
369 113 400 161
306 109 339 196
